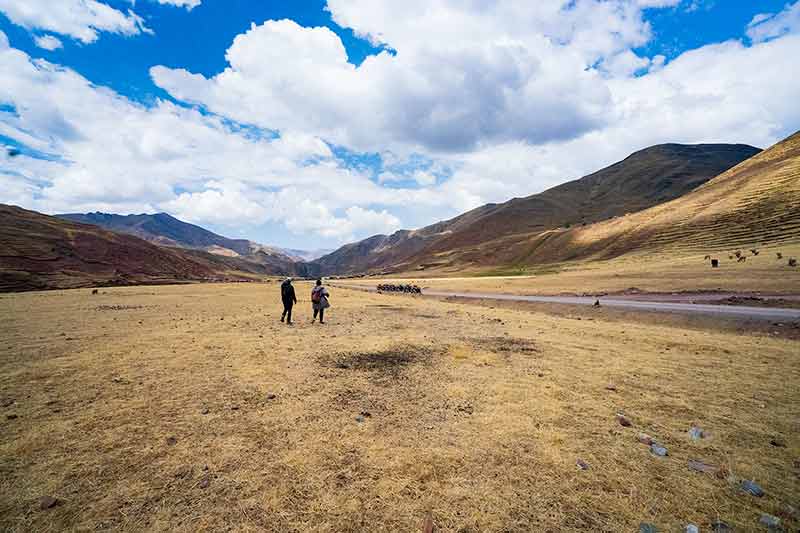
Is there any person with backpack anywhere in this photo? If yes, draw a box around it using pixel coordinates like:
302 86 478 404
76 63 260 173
280 277 297 325
311 278 330 324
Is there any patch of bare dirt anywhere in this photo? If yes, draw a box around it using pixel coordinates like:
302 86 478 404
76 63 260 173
320 345 437 377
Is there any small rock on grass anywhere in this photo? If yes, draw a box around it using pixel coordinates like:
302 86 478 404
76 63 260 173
685 525 699 533
576 459 590 470
710 520 732 532
39 496 59 510
688 426 706 440
355 415 366 423
740 479 765 497
639 523 658 533
760 514 781 528
650 444 668 457
266 393 277 400
616 413 632 427
198 475 210 489
770 436 786 448
166 436 178 446
637 433 654 446
688 459 718 475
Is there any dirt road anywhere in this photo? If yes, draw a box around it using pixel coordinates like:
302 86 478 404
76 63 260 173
336 285 800 321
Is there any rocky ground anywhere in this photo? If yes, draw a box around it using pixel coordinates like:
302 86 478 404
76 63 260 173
1 283 798 532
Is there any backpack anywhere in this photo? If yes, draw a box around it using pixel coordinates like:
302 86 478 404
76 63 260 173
311 287 322 303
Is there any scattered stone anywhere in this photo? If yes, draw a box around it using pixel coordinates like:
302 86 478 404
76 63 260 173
740 479 765 497
594 299 601 307
650 444 668 457
266 394 277 401
759 514 780 529
688 426 706 440
422 512 435 533
686 525 699 533
230 405 239 411
770 436 786 448
576 459 590 470
639 523 658 533
637 433 654 446
39 496 59 510
688 459 719 475
710 519 732 532
605 385 617 392
616 413 632 427
198 475 210 489
360 410 372 418
166 436 178 446
91 289 99 295
174 465 193 479
355 415 366 423
200 407 210 415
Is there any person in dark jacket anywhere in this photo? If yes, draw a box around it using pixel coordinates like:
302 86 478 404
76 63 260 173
280 278 297 325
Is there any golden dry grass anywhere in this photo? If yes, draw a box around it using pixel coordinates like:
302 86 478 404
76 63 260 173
356 244 800 296
1 283 798 532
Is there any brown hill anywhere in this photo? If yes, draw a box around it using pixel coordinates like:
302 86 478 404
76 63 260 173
312 143 760 275
56 212 302 269
406 131 800 272
0 205 292 292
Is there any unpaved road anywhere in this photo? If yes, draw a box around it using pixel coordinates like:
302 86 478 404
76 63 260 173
335 285 800 321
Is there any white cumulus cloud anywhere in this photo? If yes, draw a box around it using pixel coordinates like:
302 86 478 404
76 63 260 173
33 34 63 51
747 1 800 43
2 0 800 248
152 0 202 10
0 0 150 43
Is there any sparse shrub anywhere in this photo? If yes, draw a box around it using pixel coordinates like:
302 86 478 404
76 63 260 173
776 252 783 260
789 258 798 267
734 250 742 258
750 249 759 256
738 256 747 263
704 255 711 260
728 255 734 260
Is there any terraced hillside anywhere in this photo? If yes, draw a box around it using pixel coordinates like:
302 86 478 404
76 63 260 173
466 130 800 268
312 143 760 275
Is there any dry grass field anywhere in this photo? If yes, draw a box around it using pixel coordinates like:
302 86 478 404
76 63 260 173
1 283 798 532
354 244 800 297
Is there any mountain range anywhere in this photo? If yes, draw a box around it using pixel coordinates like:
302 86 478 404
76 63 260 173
310 143 761 275
3 135 798 292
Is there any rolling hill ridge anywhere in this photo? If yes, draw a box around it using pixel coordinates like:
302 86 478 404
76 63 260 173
0 205 303 291
310 143 761 275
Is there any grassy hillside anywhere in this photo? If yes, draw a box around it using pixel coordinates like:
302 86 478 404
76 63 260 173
437 131 800 270
312 143 760 275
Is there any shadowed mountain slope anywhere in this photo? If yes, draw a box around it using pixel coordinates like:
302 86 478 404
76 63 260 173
57 212 252 255
0 205 296 291
56 211 309 275
311 143 761 275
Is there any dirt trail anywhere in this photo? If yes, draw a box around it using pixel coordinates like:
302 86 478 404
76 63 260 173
334 284 800 321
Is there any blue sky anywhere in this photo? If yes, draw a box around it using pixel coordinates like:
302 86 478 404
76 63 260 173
1 0 798 249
